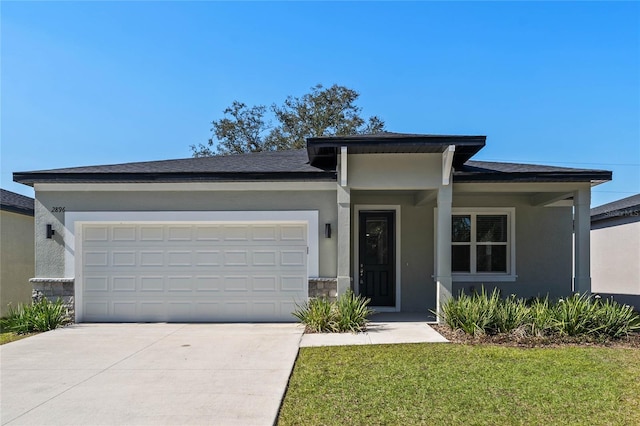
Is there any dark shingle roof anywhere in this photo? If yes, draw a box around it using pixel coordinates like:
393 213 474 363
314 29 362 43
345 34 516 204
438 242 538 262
307 132 486 168
14 149 336 186
591 194 640 222
454 160 612 183
0 189 34 216
13 144 612 186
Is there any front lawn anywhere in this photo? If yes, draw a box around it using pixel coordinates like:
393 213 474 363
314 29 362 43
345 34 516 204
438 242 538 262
0 332 32 345
278 344 640 425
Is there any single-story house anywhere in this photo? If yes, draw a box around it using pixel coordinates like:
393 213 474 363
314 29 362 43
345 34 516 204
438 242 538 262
13 133 612 323
591 194 640 308
0 189 35 317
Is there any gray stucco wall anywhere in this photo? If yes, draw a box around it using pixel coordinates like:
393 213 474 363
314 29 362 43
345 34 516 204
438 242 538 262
34 189 338 279
34 185 575 314
452 195 573 300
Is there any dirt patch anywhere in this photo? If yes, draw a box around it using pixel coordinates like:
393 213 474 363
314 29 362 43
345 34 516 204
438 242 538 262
432 325 640 349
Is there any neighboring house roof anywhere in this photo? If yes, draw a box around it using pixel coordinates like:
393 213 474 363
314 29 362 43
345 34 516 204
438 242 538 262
591 194 640 223
0 189 34 216
13 133 613 186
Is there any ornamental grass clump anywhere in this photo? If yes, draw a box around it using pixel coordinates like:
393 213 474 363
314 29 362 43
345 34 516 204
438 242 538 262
439 288 501 336
293 290 372 333
552 293 602 336
593 297 640 338
0 298 70 334
438 287 640 340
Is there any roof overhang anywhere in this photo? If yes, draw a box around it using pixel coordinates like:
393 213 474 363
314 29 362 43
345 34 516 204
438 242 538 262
306 134 486 168
13 171 337 187
453 171 613 184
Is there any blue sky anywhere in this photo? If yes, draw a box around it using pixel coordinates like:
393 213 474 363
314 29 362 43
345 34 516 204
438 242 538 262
2 1 638 207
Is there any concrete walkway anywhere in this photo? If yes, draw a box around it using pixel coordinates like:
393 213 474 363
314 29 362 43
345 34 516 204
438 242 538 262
1 323 303 426
300 313 449 347
1 317 448 425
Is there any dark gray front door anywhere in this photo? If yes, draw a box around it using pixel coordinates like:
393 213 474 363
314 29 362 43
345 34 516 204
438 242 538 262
359 211 395 307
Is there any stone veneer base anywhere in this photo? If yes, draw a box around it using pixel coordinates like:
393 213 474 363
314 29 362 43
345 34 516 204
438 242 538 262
29 277 340 320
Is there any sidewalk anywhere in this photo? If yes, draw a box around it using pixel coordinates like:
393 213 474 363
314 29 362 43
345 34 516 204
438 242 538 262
299 313 449 347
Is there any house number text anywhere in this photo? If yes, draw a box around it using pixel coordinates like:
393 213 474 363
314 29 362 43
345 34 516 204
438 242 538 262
51 206 66 213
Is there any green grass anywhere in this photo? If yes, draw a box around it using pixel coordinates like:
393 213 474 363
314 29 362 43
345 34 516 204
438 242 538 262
0 332 33 345
278 344 640 425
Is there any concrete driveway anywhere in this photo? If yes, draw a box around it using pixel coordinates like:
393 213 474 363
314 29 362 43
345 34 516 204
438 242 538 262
1 323 303 426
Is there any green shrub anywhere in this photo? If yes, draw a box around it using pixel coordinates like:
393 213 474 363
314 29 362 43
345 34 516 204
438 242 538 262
438 288 640 340
526 297 555 337
0 298 70 334
552 293 601 336
293 290 372 333
439 288 502 336
334 290 373 333
292 296 334 333
493 294 530 334
590 296 640 338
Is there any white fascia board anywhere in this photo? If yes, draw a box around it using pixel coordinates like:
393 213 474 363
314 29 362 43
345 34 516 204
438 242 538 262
442 145 456 185
35 182 337 192
454 182 591 194
340 146 348 187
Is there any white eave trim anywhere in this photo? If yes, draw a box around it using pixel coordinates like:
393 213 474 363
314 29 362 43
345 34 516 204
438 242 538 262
34 181 337 192
442 145 455 185
340 146 348 187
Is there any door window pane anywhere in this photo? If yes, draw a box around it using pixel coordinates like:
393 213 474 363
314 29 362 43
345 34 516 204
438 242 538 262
365 219 388 265
477 245 507 272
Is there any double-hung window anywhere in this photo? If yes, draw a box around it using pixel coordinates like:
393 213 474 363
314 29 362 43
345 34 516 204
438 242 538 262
450 208 516 281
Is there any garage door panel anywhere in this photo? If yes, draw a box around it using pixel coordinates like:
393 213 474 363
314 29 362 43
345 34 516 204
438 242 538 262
112 251 136 266
224 251 249 266
280 225 306 241
223 225 250 241
140 276 164 291
81 222 308 322
167 276 193 292
167 251 192 266
195 276 221 291
84 226 109 242
140 226 164 241
112 226 136 241
281 276 306 291
85 251 109 267
113 276 136 291
195 251 221 266
85 301 109 319
253 251 277 266
112 301 136 319
253 276 277 291
167 226 192 241
85 276 109 292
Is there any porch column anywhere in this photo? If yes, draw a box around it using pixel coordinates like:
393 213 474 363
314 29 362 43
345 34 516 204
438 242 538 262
436 182 453 321
573 187 591 294
336 185 351 296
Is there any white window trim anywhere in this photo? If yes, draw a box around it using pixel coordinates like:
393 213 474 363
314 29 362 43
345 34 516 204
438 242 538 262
435 207 517 282
354 205 401 312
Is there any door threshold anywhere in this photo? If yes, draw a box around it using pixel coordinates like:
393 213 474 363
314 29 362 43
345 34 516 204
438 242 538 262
370 306 399 313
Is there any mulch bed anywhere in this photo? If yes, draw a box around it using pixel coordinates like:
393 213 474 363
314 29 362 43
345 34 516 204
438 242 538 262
431 325 640 349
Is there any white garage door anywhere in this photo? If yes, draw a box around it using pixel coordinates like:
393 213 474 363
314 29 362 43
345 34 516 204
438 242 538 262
80 222 308 322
